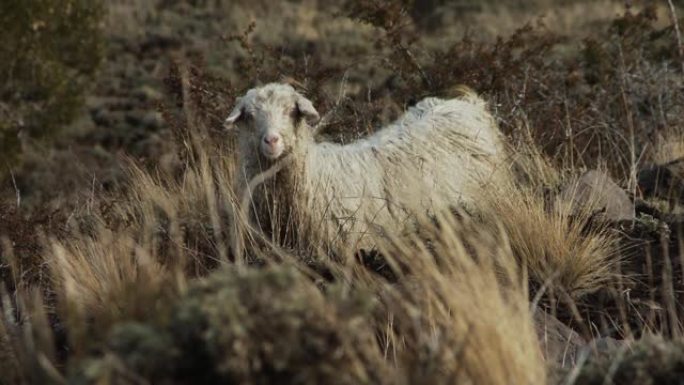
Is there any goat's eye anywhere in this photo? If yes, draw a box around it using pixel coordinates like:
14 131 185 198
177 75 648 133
241 110 253 122
290 107 301 122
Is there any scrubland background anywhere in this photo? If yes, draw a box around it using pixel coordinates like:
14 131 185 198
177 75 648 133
2 0 684 384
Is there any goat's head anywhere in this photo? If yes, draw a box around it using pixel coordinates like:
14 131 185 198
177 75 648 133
225 83 320 160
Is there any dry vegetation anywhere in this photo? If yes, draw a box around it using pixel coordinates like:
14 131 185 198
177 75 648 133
2 0 684 384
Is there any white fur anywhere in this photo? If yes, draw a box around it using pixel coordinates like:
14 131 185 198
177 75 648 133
227 83 509 253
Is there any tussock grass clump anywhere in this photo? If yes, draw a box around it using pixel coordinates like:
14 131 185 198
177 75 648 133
469 142 622 301
0 147 551 384
371 216 547 385
113 147 237 272
4 217 548 385
481 180 621 300
48 229 174 331
473 148 626 347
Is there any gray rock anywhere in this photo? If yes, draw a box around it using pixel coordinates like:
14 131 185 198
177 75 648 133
556 170 635 221
534 311 585 368
582 336 626 357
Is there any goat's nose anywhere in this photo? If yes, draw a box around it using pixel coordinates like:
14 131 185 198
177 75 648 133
263 135 280 145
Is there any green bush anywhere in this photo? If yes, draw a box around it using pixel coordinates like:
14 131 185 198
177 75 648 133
0 0 104 163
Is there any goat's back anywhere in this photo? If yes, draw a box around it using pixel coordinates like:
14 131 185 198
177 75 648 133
301 94 509 248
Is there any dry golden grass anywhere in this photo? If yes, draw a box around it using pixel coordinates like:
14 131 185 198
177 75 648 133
0 126 556 384
483 185 620 299
370 215 547 385
49 229 168 319
481 147 621 300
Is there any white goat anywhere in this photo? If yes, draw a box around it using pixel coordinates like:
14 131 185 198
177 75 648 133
225 83 509 254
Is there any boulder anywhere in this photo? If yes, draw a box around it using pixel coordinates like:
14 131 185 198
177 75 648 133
556 170 635 221
534 311 585 368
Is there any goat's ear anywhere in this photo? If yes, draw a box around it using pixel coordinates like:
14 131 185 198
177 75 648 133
296 96 320 125
224 98 243 129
